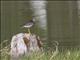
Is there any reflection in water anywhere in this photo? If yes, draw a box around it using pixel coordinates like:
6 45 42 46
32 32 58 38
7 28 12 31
30 0 47 30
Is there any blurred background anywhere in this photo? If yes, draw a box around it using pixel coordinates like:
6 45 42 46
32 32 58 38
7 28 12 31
1 1 80 49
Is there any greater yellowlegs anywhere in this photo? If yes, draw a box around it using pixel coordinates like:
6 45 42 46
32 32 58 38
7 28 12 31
22 18 35 34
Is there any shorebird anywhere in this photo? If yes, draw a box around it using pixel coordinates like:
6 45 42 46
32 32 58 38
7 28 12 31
22 18 35 34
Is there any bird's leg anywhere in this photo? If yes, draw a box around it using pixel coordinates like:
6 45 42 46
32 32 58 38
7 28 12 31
28 28 31 34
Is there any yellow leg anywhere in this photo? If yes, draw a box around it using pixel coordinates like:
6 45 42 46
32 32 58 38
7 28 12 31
28 28 31 34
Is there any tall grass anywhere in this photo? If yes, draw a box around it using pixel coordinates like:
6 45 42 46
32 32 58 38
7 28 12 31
0 40 80 60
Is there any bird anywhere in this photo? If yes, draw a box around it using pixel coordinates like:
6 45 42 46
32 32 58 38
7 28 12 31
22 18 35 34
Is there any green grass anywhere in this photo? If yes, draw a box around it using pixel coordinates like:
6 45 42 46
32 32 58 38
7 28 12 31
20 49 80 60
0 40 80 60
1 47 80 60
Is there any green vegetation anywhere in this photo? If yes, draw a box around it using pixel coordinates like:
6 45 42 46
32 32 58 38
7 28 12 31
21 49 80 60
0 40 80 60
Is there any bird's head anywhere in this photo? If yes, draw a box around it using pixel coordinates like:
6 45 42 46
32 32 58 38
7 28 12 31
32 18 36 22
32 16 36 22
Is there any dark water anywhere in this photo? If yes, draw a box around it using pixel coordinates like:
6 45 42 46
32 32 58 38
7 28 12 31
1 1 80 48
1 1 32 40
47 1 80 47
